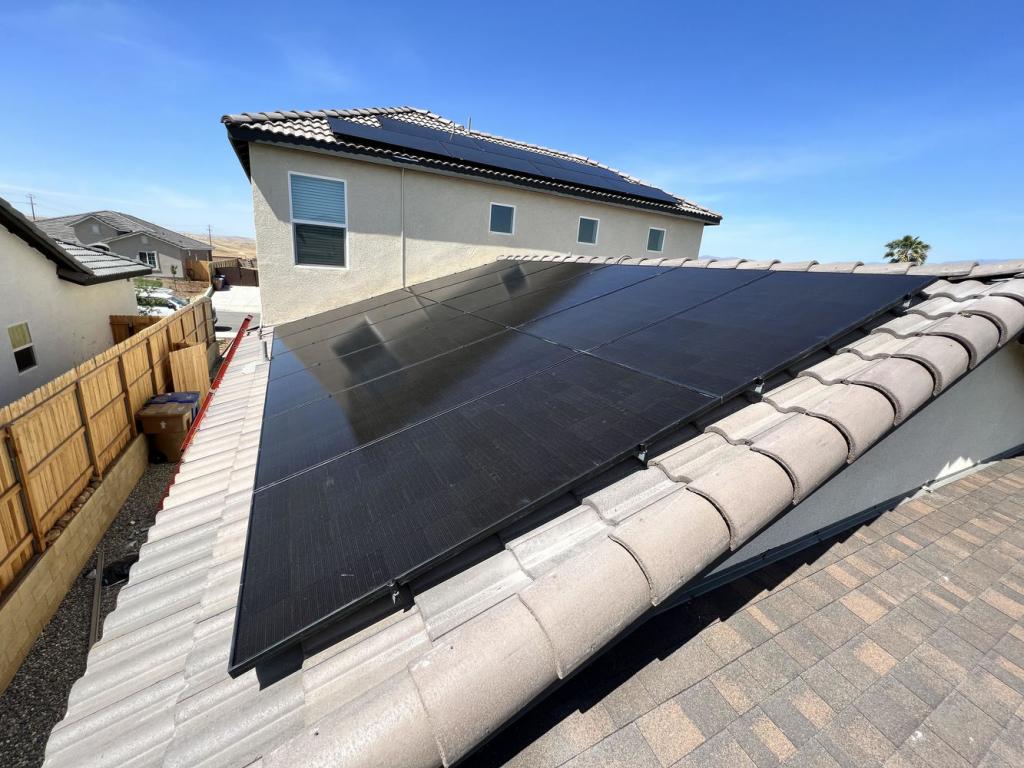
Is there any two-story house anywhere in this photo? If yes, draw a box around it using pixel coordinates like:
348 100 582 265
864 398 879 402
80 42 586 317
222 107 722 325
0 197 151 405
35 210 213 279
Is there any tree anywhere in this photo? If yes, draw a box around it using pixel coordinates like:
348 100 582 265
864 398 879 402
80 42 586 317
884 236 930 265
170 264 179 279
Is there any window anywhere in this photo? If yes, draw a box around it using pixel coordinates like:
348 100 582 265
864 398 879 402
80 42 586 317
489 203 515 235
577 217 599 245
647 227 666 253
290 173 347 267
8 322 36 373
138 251 158 269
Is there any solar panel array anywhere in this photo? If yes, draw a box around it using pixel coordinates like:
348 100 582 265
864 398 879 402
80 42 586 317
230 261 932 674
327 116 679 204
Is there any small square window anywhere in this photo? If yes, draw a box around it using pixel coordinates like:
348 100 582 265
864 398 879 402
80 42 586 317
138 251 158 269
647 228 666 253
490 204 515 235
577 217 599 245
14 346 36 373
8 322 31 349
8 322 36 373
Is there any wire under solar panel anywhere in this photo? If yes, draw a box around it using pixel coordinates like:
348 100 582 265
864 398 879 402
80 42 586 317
230 262 935 675
327 116 679 205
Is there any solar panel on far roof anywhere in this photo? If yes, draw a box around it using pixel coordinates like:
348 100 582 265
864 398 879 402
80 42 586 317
326 116 680 205
229 261 933 675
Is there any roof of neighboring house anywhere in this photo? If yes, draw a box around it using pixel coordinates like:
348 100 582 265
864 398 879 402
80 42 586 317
42 255 1024 768
0 195 152 284
221 106 722 223
35 209 213 252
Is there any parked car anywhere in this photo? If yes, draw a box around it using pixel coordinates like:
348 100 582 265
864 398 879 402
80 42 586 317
137 291 189 317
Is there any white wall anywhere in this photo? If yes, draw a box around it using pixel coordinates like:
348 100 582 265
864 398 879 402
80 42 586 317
250 143 709 325
0 227 137 406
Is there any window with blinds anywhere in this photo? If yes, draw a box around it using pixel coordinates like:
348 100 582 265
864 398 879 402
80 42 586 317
290 173 347 267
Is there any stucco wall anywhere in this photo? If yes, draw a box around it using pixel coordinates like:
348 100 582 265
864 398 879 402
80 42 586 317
105 232 186 278
0 227 137 405
249 143 708 325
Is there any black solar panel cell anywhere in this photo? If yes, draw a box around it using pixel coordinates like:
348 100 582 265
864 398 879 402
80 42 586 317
327 117 680 204
230 260 934 675
233 353 712 671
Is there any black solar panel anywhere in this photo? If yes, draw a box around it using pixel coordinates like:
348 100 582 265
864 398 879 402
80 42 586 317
230 262 933 674
327 116 680 205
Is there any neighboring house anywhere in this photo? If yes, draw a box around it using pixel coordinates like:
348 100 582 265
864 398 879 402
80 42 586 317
222 107 722 325
43 254 1024 768
0 197 150 405
35 210 213 279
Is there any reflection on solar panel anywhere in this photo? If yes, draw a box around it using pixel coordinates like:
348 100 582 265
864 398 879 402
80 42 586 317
230 261 932 674
326 116 679 205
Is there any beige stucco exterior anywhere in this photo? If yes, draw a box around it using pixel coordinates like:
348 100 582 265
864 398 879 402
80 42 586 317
0 226 137 405
249 143 709 325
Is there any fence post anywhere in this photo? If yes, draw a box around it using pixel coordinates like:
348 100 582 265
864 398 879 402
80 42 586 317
74 381 102 481
116 351 137 437
6 430 46 554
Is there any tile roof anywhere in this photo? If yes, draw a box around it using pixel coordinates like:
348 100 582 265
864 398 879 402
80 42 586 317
0 195 152 284
220 106 721 223
36 210 213 252
55 239 153 280
43 257 1024 768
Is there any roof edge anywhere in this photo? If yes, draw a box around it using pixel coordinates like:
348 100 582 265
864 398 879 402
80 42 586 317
0 196 91 279
225 124 723 224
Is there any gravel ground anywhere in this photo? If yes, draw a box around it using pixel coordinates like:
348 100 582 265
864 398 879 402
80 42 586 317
0 461 177 768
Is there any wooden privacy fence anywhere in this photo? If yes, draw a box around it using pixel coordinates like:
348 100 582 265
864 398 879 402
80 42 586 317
186 257 259 287
109 314 163 344
0 298 215 595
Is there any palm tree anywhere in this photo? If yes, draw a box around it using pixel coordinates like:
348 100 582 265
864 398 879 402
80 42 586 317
884 236 931 265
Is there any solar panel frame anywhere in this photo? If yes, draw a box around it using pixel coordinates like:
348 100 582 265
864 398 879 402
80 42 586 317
229 261 935 676
327 117 680 205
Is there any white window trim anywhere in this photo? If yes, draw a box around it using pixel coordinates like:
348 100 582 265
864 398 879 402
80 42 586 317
8 322 37 374
646 227 667 253
288 171 350 270
138 251 159 270
489 202 516 236
577 216 600 246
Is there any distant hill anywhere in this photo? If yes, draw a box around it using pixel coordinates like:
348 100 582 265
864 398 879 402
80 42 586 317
185 234 257 261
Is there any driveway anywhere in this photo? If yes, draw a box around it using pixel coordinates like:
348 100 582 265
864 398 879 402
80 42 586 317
212 286 261 337
212 285 261 313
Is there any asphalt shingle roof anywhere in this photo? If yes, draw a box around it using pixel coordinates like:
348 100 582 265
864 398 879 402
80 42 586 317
41 256 1024 768
36 210 212 252
221 107 721 223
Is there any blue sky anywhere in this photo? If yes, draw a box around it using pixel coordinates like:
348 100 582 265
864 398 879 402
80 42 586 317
1 0 1021 262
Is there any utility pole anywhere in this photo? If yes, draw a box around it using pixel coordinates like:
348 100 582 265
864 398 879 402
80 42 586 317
26 194 37 220
206 224 213 246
